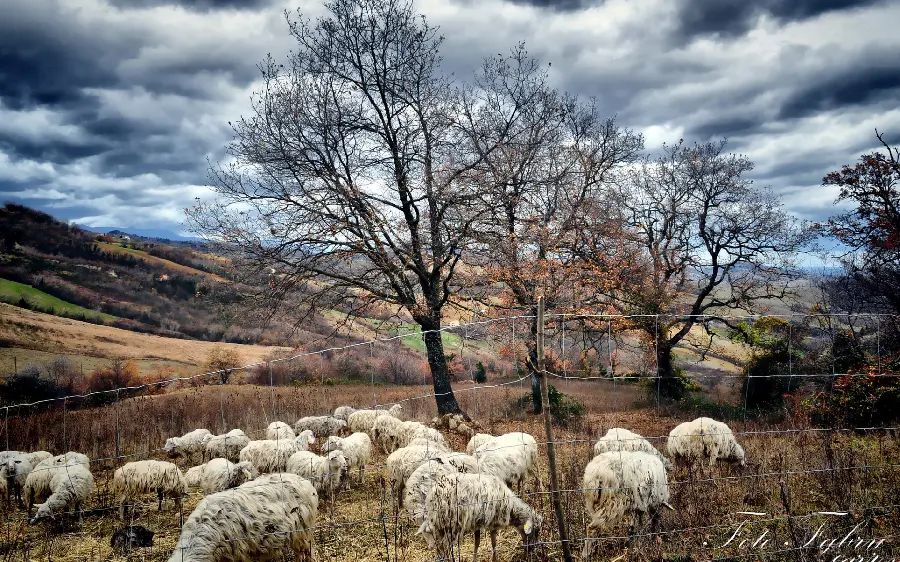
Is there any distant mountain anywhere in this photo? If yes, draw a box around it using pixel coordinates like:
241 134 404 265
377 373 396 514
82 226 202 242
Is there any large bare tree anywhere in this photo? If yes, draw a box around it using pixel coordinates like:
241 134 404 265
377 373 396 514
610 139 806 398
187 0 521 415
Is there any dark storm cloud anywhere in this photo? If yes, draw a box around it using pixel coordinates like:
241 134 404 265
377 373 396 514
501 0 600 12
106 0 277 10
673 0 881 41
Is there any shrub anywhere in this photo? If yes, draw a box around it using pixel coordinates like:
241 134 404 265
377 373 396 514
509 384 585 427
473 361 487 384
85 359 142 406
204 345 243 384
804 364 900 429
0 366 64 407
730 317 805 411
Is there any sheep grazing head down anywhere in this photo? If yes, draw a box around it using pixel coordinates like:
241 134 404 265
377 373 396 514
517 513 543 553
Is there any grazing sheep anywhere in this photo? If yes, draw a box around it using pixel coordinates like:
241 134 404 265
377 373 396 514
396 421 447 450
23 452 90 511
321 433 372 484
166 473 318 562
417 472 542 562
112 460 187 520
346 404 403 435
372 414 405 453
407 437 451 453
594 428 673 471
204 429 250 462
667 417 746 467
581 451 672 557
2 451 52 507
239 439 299 473
466 433 495 454
287 450 348 514
386 444 447 509
333 406 356 421
474 432 541 492
185 458 257 494
294 415 347 438
164 429 212 463
29 463 94 525
295 429 316 451
265 421 295 441
403 453 478 526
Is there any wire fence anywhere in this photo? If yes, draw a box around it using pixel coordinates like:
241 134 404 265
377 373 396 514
0 312 898 561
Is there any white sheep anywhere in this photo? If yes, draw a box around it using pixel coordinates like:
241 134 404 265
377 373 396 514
346 404 403 435
417 472 542 562
0 451 23 502
407 437 451 453
594 428 673 471
321 432 372 484
294 415 347 438
386 443 448 510
667 417 746 467
287 450 348 514
474 432 541 492
582 451 672 557
372 414 405 453
204 429 250 462
112 460 187 520
2 451 52 507
333 405 356 421
466 433 495 454
29 462 94 525
164 428 212 463
265 421 295 441
185 458 257 494
396 421 447 450
166 473 318 562
403 453 478 526
295 429 316 451
23 452 90 511
238 439 300 473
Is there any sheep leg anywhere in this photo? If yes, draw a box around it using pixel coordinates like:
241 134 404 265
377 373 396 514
157 489 163 511
472 529 481 562
119 497 127 521
490 529 498 562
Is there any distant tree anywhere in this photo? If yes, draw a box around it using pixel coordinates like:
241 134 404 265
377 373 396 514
86 359 141 406
204 345 243 384
610 140 807 399
473 361 487 384
187 0 537 416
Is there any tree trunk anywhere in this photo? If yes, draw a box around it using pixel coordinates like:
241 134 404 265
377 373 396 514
529 314 542 414
655 339 685 400
421 321 467 418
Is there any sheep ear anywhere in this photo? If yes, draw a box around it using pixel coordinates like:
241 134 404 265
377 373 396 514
523 519 534 535
308 434 316 445
415 521 427 536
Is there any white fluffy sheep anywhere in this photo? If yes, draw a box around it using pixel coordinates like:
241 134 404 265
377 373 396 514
386 444 448 509
185 458 258 494
265 421 295 441
333 406 356 421
294 415 347 438
667 417 746 467
239 439 300 474
2 451 52 506
294 429 316 451
321 433 372 484
204 429 250 462
407 437 450 453
403 453 478 526
372 414 405 453
167 473 318 562
346 404 403 435
287 450 348 513
417 472 542 562
29 462 94 525
474 432 541 492
112 460 187 520
164 428 212 463
594 428 673 471
396 421 447 450
582 451 672 557
466 433 495 454
23 452 90 511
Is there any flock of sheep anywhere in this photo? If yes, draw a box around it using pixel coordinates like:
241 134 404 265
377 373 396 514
0 405 746 561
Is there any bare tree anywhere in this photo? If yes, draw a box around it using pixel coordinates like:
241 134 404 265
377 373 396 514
464 45 644 412
186 0 524 415
610 139 807 398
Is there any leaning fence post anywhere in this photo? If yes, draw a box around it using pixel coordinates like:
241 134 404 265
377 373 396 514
537 293 573 562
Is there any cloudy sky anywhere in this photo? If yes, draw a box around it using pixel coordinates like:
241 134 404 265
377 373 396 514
1 0 899 244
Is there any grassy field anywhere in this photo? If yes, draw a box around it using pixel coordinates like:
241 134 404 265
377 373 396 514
1 379 897 562
0 278 117 323
95 242 229 282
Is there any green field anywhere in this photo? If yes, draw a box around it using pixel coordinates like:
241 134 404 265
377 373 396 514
0 278 116 323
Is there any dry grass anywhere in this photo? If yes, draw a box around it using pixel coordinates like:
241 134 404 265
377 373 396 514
95 243 229 283
0 304 291 367
1 378 898 562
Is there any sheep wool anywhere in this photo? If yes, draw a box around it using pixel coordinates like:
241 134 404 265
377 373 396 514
581 451 670 558
30 463 94 525
188 458 257 494
286 450 348 507
386 444 447 507
204 429 251 462
346 404 403 435
294 416 348 438
167 473 318 562
667 417 746 467
373 415 405 453
265 421 295 441
112 460 187 520
417 472 542 562
593 428 673 470
23 452 90 510
403 453 478 526
474 432 540 492
2 451 52 506
321 433 372 483
239 439 299 473
396 422 447 450
333 406 356 421
164 429 212 462
466 433 495 454
294 430 316 451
